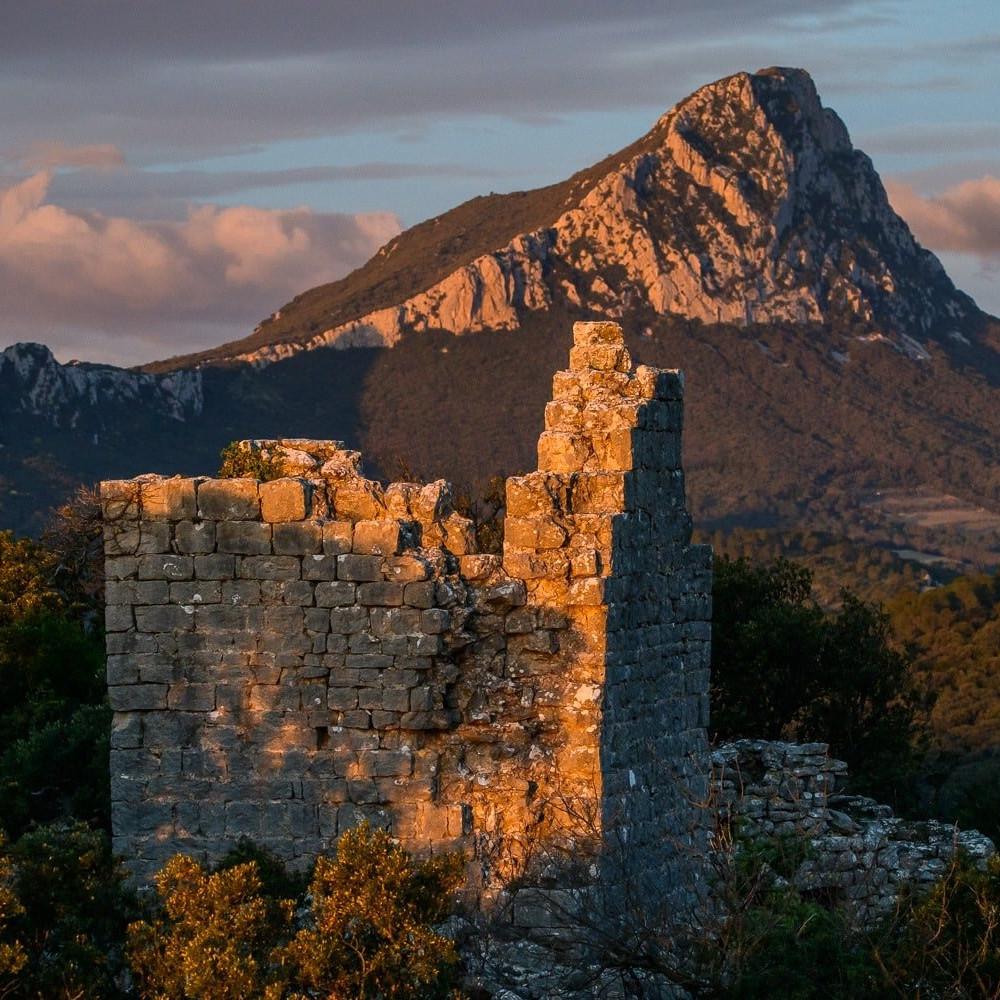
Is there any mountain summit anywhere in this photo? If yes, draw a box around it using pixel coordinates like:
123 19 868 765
149 67 976 372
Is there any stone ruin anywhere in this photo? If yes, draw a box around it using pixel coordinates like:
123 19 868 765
714 740 995 921
101 320 713 893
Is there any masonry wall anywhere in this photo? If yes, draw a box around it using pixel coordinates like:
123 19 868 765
714 740 995 920
102 321 711 889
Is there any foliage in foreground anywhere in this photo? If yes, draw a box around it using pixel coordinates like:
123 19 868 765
0 823 134 999
128 823 465 1000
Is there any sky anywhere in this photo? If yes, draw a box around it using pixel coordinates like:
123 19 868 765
1 0 997 366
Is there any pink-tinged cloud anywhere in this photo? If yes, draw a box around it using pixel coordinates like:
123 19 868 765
0 172 400 365
887 175 1000 257
7 141 126 170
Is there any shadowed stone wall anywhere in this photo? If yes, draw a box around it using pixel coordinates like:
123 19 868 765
102 321 711 890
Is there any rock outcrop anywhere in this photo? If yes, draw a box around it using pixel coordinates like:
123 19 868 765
0 343 202 428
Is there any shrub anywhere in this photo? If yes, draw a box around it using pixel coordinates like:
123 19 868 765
3 823 133 999
0 703 111 837
0 838 27 997
872 852 1000 996
128 855 293 1000
128 827 465 999
676 829 882 998
218 442 285 481
276 824 465 1000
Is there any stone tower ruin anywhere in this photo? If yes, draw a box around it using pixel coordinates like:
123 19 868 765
102 321 711 893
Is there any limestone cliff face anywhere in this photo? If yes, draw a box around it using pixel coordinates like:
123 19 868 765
0 343 202 428
227 67 970 367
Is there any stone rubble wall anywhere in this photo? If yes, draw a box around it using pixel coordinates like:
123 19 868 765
714 740 995 918
102 321 711 889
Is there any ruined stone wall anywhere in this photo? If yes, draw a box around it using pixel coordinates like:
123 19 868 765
714 741 995 919
102 321 711 889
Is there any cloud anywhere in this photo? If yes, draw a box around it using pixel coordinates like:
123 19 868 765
46 161 504 217
0 1 863 160
860 123 1000 157
887 176 1000 258
0 172 399 365
5 141 126 170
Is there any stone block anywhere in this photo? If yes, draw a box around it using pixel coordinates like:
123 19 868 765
329 606 369 634
327 688 358 711
442 513 476 555
322 521 353 555
170 581 222 605
194 554 237 579
332 482 385 522
105 605 134 632
399 581 432 609
218 521 272 555
105 556 139 580
260 478 309 522
591 430 634 471
109 684 168 711
301 554 340 580
337 554 382 582
137 522 172 555
175 520 216 554
505 473 560 517
239 556 301 580
352 519 401 556
142 477 198 521
573 319 624 348
411 480 452 523
537 431 589 473
315 582 357 607
357 582 404 607
568 578 605 606
168 683 217 712
458 553 501 580
385 555 431 583
569 343 631 373
138 554 194 581
273 521 323 555
135 604 195 632
198 479 260 520
420 609 450 634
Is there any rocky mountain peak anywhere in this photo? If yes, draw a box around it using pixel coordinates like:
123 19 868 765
147 67 980 372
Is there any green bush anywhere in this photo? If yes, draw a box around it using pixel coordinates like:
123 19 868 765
217 442 285 481
697 831 882 998
128 825 464 1000
711 556 925 804
872 852 1000 997
1 823 133 999
276 824 464 999
0 703 111 837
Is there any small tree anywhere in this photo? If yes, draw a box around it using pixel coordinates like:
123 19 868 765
277 824 464 1000
128 855 292 1000
711 557 925 802
4 823 133 999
